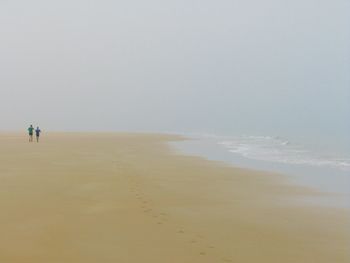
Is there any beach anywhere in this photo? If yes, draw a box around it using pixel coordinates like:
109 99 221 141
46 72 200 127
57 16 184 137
0 133 348 263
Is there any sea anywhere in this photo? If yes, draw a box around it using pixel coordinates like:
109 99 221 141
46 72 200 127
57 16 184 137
169 133 350 208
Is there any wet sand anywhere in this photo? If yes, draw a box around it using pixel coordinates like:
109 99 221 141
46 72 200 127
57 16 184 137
0 133 348 263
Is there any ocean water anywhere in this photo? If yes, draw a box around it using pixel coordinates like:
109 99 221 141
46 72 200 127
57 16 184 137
170 133 350 208
218 135 350 172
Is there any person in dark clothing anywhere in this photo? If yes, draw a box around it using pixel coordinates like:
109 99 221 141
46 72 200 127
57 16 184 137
35 127 41 143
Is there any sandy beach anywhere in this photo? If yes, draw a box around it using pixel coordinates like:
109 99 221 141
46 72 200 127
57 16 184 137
0 133 348 263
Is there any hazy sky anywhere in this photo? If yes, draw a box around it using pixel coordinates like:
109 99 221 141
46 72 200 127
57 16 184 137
0 0 349 142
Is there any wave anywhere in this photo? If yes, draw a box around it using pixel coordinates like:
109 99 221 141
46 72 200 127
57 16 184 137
216 135 350 172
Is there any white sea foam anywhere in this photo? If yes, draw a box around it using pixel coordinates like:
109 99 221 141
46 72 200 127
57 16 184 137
217 135 350 172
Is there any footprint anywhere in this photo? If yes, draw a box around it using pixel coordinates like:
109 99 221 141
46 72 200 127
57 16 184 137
177 230 184 234
190 240 197 244
199 252 206 256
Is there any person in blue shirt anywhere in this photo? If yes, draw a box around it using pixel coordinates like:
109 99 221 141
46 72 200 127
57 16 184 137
35 127 41 143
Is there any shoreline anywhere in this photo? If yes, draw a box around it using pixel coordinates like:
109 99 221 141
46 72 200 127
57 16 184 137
170 136 350 208
0 133 349 262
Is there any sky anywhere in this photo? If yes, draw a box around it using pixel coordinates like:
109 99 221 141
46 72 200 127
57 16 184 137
0 0 349 146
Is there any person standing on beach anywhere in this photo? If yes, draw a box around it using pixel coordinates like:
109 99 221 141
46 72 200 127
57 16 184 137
35 127 41 143
28 125 34 142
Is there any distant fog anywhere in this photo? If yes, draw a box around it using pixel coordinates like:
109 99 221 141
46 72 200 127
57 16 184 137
0 0 349 144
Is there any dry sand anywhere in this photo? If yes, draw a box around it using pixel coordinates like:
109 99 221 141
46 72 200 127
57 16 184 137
0 133 348 263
